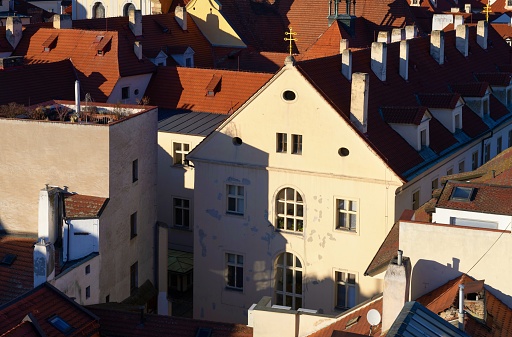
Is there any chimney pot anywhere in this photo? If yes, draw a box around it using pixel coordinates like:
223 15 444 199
371 42 387 81
397 250 403 266
391 28 404 43
405 25 417 40
459 284 465 331
430 30 445 65
75 80 80 114
453 15 464 29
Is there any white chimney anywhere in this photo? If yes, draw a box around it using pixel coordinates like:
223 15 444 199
391 28 404 43
175 6 187 31
453 15 464 29
342 49 352 81
339 39 349 54
456 24 469 57
458 284 465 331
129 9 142 37
38 186 59 243
477 20 488 50
350 73 369 133
430 30 444 65
6 16 22 49
382 250 411 333
399 40 409 81
53 14 72 29
377 31 390 43
33 238 55 287
464 4 471 13
405 25 417 40
134 41 142 60
371 42 387 81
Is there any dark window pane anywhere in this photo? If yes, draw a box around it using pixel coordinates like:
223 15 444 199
236 266 243 288
286 269 293 292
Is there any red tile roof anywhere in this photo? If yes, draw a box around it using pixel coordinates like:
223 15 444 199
460 105 489 138
63 194 108 219
450 82 489 97
88 305 253 337
0 236 36 306
0 283 100 337
417 93 461 109
490 95 510 121
365 222 400 276
474 72 512 86
381 106 428 125
213 47 287 73
428 117 458 154
145 66 272 113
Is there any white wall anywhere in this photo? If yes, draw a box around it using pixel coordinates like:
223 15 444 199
29 0 62 13
63 218 99 261
433 207 512 230
108 73 153 105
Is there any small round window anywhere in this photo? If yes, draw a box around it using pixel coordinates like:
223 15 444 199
282 90 296 101
338 147 350 157
232 137 243 146
134 89 139 95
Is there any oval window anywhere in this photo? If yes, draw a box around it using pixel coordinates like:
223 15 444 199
134 89 139 95
338 147 350 157
283 90 296 101
232 137 243 146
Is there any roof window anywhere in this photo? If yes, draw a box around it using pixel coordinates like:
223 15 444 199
195 328 212 337
0 253 17 266
450 186 474 202
48 315 73 333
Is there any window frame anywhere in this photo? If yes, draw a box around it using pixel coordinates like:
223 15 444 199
291 134 303 155
173 197 190 228
274 252 303 310
121 86 130 100
132 159 138 183
130 212 137 239
412 189 420 210
225 252 244 291
334 270 357 310
471 150 479 170
431 177 439 193
276 133 288 153
458 160 465 173
334 198 358 233
86 286 91 299
484 143 491 163
226 184 245 216
497 136 503 155
446 166 454 176
275 187 304 233
173 142 191 165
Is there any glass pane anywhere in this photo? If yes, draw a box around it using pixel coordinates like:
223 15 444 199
184 144 190 151
175 209 182 226
277 201 284 214
337 284 346 307
296 193 302 203
349 214 356 230
228 198 236 211
335 271 341 282
350 201 357 211
347 286 356 308
286 203 294 216
228 185 236 195
238 186 244 196
227 265 235 287
227 254 235 263
338 199 345 210
184 199 189 207
295 297 302 310
184 210 189 227
277 254 283 265
236 266 243 288
286 253 293 266
286 188 294 200
277 217 284 229
276 267 283 290
286 269 293 293
237 255 244 265
339 213 346 229
276 293 283 305
296 205 303 217
285 295 293 307
286 218 294 230
348 273 356 284
295 257 302 268
277 189 285 200
174 143 181 151
295 271 302 294
296 220 303 232
174 198 181 206
237 199 244 213
175 153 183 164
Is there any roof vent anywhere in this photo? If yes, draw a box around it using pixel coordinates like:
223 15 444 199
1 253 17 266
206 74 222 96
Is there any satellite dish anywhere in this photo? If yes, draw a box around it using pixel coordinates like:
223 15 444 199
367 309 381 326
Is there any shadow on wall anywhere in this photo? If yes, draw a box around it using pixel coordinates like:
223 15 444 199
410 258 462 300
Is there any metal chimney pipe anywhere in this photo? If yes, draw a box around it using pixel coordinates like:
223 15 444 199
75 80 80 115
397 250 403 266
458 284 465 331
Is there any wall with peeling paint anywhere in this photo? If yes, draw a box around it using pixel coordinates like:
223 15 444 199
189 62 402 324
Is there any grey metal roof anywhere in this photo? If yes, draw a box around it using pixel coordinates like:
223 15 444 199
158 109 227 136
387 301 470 337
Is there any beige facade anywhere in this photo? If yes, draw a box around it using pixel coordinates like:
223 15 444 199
189 61 403 323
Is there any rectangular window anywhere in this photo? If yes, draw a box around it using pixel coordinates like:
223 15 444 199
446 167 454 175
173 198 190 228
132 159 138 183
276 133 287 153
484 143 491 163
335 271 356 310
335 199 357 232
106 295 110 303
431 178 438 193
458 160 465 173
412 190 420 210
185 58 192 67
173 142 190 165
86 286 90 299
130 262 138 296
227 185 244 215
483 98 489 115
122 86 130 100
454 113 461 129
472 151 479 170
85 264 90 274
497 137 503 154
226 253 243 290
130 212 137 239
292 134 302 155
420 129 427 147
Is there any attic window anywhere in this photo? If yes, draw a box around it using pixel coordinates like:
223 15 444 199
450 187 474 202
42 34 58 52
345 316 360 328
0 253 17 266
48 315 73 334
96 36 112 56
283 90 296 101
206 74 222 97
195 328 212 337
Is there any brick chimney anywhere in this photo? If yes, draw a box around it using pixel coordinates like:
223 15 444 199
377 31 390 43
382 250 411 333
350 73 369 133
33 238 55 287
399 40 409 81
342 49 352 81
405 25 417 40
391 28 404 43
430 30 445 65
456 24 469 57
477 20 488 49
129 9 142 37
53 14 72 29
134 41 142 60
175 5 187 31
339 39 349 54
371 42 387 81
6 16 22 49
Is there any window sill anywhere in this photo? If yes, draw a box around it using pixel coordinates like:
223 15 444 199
226 211 244 217
274 228 304 236
335 228 357 234
170 226 192 232
224 286 243 293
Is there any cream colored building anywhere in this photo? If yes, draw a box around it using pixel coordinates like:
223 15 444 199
0 100 162 309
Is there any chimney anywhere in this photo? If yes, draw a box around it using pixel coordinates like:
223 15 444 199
129 9 142 37
477 20 488 49
453 15 464 29
382 250 411 333
33 238 55 287
377 31 390 43
350 73 369 133
391 28 404 43
53 14 72 29
75 80 80 114
399 40 409 81
38 187 60 244
458 284 465 331
430 30 445 65
456 24 469 57
464 4 471 13
405 25 417 40
175 6 187 31
371 42 387 81
134 41 142 60
339 39 349 54
6 16 22 49
342 49 352 81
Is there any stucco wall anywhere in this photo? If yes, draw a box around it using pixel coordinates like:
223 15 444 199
108 73 153 105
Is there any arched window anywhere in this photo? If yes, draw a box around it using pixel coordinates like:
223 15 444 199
275 252 303 309
92 2 105 18
123 3 135 17
275 187 304 232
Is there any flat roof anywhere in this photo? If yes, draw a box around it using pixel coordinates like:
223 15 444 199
158 109 227 136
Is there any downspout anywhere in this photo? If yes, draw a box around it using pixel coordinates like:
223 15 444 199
65 219 71 263
480 130 493 166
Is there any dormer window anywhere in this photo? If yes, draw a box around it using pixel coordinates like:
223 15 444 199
420 128 428 148
206 74 221 97
381 106 431 151
417 93 464 133
95 35 111 56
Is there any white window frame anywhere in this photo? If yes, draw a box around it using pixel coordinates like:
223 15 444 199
274 252 303 309
225 253 244 290
227 184 245 215
173 197 190 228
335 198 358 233
275 187 304 232
334 270 357 310
412 189 420 210
276 133 287 153
173 142 190 165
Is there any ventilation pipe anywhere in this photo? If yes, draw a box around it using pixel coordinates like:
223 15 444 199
458 284 465 331
75 80 80 115
397 250 403 266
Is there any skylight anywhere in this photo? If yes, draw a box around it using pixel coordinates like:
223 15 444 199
195 328 212 337
0 253 17 266
450 186 474 202
49 315 73 333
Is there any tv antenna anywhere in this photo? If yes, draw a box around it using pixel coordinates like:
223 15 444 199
366 309 381 336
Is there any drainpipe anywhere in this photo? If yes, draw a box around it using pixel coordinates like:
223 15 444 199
458 284 465 331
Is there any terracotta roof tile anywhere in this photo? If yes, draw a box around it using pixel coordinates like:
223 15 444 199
381 106 428 125
428 117 458 154
63 194 109 219
213 47 287 72
490 95 510 121
145 67 272 113
417 93 461 109
0 236 36 306
365 222 400 276
474 72 512 86
88 305 253 337
0 283 100 337
461 105 489 138
450 82 490 97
